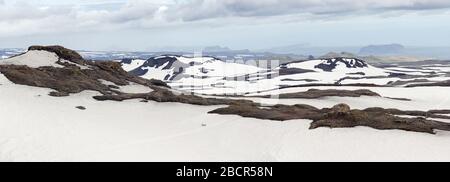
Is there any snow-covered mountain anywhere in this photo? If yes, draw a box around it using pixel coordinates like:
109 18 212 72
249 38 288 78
1 50 67 68
121 55 393 94
121 55 437 95
121 55 263 81
285 58 377 73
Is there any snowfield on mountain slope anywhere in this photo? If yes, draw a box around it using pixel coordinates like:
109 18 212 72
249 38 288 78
0 50 64 68
176 56 217 64
3 73 450 161
184 60 263 77
121 56 450 95
121 59 146 72
140 62 175 80
286 58 390 76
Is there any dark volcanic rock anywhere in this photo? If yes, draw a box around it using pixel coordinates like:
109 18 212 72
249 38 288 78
336 76 387 85
279 68 315 75
331 103 351 113
76 106 86 110
310 108 448 134
148 79 170 88
384 97 412 101
209 103 323 121
0 65 113 95
93 87 254 106
49 91 70 97
29 45 85 64
279 83 383 89
364 107 450 120
405 80 450 87
206 88 380 99
108 85 120 89
315 58 368 72
347 72 366 76
280 78 318 82
387 79 431 86
429 110 450 114
271 89 381 99
209 103 450 134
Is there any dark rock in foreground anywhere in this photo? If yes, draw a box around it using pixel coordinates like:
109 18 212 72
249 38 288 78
279 83 384 89
76 106 86 110
29 45 85 65
260 89 380 99
406 80 450 87
279 68 315 75
93 87 254 106
209 103 450 134
311 105 450 134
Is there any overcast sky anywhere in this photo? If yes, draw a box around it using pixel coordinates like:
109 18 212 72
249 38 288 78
1 0 450 51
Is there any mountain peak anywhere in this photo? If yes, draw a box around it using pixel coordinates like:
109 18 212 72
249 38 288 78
319 52 357 59
314 57 368 72
122 55 223 81
359 44 405 55
28 45 84 64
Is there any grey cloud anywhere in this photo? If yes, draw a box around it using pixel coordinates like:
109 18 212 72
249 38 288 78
3 0 450 24
2 0 450 38
163 0 450 21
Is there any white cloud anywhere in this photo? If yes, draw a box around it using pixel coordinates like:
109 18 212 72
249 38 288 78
165 0 450 21
1 0 450 38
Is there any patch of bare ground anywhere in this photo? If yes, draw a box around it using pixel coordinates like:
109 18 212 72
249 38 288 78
383 97 412 101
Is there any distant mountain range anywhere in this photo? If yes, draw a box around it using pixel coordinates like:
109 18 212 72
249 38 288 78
2 43 449 64
359 44 405 55
262 43 450 60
